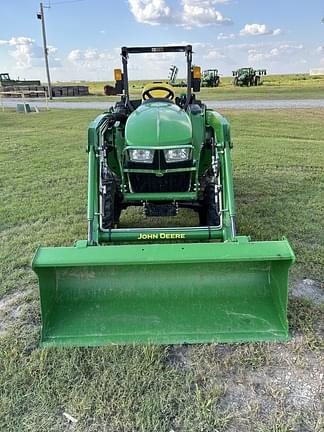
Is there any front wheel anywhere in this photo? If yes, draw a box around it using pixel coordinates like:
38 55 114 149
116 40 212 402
102 174 122 229
198 182 220 226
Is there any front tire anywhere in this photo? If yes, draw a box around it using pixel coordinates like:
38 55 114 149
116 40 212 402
102 173 122 229
198 182 220 226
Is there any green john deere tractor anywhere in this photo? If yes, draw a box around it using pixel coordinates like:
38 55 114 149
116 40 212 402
32 46 294 347
232 68 266 86
202 69 220 87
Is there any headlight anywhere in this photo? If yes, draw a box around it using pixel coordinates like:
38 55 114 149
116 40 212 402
129 149 154 163
164 148 190 163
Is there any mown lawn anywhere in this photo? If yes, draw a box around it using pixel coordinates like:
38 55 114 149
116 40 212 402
0 108 323 431
55 73 324 101
48 84 324 103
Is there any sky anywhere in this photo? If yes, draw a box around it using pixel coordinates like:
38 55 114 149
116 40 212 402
0 0 324 82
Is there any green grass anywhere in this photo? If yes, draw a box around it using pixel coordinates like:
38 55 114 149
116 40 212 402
0 108 323 431
54 73 324 101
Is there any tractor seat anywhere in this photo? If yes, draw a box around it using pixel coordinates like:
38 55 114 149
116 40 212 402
141 82 175 103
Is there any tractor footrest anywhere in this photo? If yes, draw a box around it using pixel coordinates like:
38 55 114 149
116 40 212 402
144 203 177 217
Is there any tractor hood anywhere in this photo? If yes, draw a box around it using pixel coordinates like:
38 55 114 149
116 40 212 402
125 101 192 147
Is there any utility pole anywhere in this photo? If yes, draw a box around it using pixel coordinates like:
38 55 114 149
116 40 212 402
37 3 52 99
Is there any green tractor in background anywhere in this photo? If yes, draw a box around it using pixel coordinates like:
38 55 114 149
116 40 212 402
232 68 266 86
32 46 294 347
202 69 220 87
0 72 41 87
168 64 187 87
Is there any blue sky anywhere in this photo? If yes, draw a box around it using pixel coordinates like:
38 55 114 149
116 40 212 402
1 0 324 81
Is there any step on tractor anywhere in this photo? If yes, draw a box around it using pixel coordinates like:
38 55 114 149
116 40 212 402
232 68 266 86
202 69 220 87
32 46 294 347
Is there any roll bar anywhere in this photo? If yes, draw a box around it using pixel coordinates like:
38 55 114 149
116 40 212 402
120 45 193 110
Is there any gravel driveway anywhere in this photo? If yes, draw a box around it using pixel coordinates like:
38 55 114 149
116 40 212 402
2 98 324 110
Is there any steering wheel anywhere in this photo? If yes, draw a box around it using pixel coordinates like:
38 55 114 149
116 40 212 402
142 85 175 101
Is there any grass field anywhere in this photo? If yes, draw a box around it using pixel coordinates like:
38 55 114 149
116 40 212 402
54 73 324 101
0 108 323 431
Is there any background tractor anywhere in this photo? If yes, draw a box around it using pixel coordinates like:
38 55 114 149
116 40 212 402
0 72 41 87
0 72 89 97
103 84 117 95
202 69 220 87
168 64 187 87
232 68 266 86
32 46 294 347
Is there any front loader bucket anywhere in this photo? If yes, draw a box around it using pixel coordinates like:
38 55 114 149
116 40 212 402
32 238 294 347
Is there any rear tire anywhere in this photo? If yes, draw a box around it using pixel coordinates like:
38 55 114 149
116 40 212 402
102 173 122 229
198 182 220 226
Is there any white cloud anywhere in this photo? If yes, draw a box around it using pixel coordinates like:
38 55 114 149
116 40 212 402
143 52 175 61
0 31 314 81
67 48 116 69
128 0 172 25
240 24 268 36
221 40 306 71
127 0 232 27
226 42 269 50
0 36 61 69
248 43 303 63
240 23 282 37
181 0 232 27
217 32 235 40
0 36 36 47
272 28 282 36
204 49 225 59
67 49 81 62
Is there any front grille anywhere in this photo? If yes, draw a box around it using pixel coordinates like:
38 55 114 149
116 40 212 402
129 172 191 193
